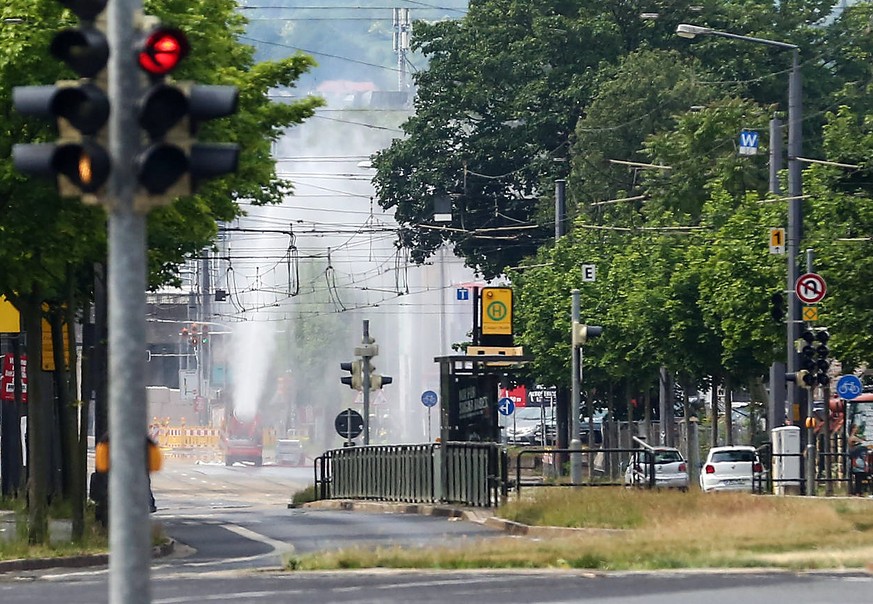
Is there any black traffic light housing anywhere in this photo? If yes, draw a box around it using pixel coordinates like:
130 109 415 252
770 292 785 323
134 19 240 208
340 361 363 391
370 375 393 390
815 330 830 386
12 0 111 199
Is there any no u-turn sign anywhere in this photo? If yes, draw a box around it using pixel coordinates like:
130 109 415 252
795 273 827 304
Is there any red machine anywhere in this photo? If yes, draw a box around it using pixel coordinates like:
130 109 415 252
221 412 263 466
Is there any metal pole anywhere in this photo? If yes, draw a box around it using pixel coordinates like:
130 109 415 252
787 48 803 451
769 116 783 195
804 249 815 494
108 0 150 601
570 289 582 483
824 384 832 496
362 320 371 446
555 179 566 240
688 417 700 490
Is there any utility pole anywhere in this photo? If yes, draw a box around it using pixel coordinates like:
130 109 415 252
570 290 582 483
108 1 151 601
555 179 566 240
393 8 411 92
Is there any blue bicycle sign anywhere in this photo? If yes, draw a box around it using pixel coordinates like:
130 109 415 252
421 390 439 408
836 375 863 400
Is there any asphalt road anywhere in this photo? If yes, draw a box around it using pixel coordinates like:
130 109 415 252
2 457 873 602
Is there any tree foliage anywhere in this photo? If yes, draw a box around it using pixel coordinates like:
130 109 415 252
377 0 873 403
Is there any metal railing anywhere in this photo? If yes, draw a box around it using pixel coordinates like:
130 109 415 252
315 442 507 507
513 447 653 498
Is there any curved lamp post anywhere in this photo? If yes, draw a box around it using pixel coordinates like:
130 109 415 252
677 23 808 487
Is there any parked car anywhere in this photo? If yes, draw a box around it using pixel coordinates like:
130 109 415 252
700 445 764 492
505 406 555 445
624 447 688 490
275 439 306 466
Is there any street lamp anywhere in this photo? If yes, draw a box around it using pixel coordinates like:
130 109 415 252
676 23 805 474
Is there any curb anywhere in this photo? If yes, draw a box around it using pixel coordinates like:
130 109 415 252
0 539 175 574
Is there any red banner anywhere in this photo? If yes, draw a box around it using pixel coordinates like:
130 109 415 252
499 385 527 407
1 353 27 403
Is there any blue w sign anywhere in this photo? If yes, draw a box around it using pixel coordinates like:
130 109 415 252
738 130 759 155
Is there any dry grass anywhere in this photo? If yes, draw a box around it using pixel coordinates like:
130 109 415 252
288 489 873 571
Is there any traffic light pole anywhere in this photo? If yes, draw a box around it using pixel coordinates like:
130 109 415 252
361 321 372 446
570 290 582 484
108 1 151 603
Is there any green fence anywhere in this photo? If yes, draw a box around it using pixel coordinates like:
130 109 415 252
315 442 507 507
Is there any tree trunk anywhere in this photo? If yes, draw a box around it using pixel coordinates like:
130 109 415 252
710 377 719 448
51 308 74 500
21 289 48 544
724 376 733 446
63 287 85 541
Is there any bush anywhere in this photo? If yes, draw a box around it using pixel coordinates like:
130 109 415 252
290 484 318 507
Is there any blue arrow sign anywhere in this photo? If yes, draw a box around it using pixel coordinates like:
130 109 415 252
497 397 515 416
421 390 438 408
836 375 863 400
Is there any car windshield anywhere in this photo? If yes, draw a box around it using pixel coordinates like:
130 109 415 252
654 451 682 464
711 450 756 463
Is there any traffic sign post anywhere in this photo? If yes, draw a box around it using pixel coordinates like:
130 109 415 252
421 390 438 441
795 273 827 304
836 375 863 400
335 408 364 446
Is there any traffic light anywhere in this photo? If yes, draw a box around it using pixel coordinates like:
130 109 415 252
135 19 240 207
815 330 830 386
188 323 200 347
12 0 111 199
572 323 603 347
770 292 784 323
340 361 363 391
201 325 210 345
368 366 393 391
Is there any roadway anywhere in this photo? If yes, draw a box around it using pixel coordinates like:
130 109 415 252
1 456 872 602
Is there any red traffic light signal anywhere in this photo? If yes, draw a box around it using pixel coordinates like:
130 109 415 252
138 27 189 76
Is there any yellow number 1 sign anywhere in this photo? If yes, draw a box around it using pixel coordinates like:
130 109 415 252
769 228 785 254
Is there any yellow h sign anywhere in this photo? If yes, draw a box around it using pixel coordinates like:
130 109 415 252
481 287 512 335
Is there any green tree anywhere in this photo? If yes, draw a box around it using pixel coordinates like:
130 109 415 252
0 0 323 543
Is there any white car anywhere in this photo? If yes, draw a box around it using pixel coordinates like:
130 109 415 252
624 447 689 490
700 446 764 492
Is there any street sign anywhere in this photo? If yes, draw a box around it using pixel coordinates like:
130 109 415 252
456 288 469 301
335 408 364 439
769 227 785 254
481 287 512 335
802 306 818 322
421 390 438 408
795 273 827 304
836 375 863 400
497 397 515 416
738 129 759 155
